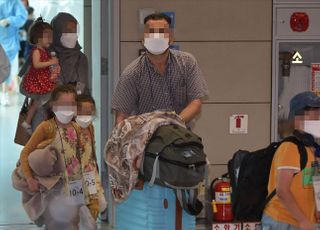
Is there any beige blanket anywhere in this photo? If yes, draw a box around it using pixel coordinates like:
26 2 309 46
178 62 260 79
12 143 65 226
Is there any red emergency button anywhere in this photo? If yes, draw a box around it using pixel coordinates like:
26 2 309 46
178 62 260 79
290 12 309 32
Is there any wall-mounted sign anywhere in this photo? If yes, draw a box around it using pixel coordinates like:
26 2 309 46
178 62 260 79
162 11 175 29
212 222 260 230
229 114 248 134
292 51 303 64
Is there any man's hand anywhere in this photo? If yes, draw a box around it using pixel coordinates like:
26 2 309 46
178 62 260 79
0 19 9 27
179 99 202 124
115 111 129 125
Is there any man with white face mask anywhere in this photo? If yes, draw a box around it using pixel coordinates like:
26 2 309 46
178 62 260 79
112 13 208 125
111 13 208 229
262 91 320 230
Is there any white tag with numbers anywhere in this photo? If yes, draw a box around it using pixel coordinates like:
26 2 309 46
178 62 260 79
69 179 85 205
83 171 97 195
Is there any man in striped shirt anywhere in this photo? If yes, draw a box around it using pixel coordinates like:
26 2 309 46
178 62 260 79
111 12 209 229
112 13 208 126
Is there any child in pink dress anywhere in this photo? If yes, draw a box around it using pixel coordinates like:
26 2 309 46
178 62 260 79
21 17 60 134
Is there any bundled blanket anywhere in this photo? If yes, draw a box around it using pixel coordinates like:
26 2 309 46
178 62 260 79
104 111 185 203
12 141 65 226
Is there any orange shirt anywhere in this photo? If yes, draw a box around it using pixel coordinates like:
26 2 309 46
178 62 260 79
264 142 316 227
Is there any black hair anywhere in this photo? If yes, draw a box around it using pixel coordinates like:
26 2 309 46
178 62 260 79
28 17 53 44
47 85 77 119
144 13 171 25
77 94 96 112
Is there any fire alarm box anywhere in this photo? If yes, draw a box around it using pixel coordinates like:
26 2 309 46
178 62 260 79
290 12 309 32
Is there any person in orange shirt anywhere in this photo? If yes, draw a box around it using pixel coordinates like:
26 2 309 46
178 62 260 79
262 91 320 230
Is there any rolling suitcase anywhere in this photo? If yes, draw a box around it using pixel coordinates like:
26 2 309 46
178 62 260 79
115 183 195 230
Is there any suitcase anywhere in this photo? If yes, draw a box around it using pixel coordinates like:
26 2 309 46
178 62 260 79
115 183 195 230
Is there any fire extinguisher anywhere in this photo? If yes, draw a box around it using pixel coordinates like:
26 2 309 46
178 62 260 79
210 175 233 222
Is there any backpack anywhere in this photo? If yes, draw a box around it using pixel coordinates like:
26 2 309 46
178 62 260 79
228 133 308 221
140 124 207 216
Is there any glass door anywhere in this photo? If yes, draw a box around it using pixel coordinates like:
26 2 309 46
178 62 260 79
273 40 320 140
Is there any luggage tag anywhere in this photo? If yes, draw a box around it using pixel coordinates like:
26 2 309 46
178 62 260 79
69 179 85 205
83 171 97 195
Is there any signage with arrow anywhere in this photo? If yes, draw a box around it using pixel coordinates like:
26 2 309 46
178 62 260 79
292 51 303 64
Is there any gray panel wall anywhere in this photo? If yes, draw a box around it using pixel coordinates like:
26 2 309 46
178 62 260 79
119 0 272 181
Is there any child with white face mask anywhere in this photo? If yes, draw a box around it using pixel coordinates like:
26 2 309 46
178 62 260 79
21 17 60 134
19 85 100 229
76 94 107 220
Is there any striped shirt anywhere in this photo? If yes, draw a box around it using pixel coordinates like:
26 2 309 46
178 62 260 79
112 49 208 115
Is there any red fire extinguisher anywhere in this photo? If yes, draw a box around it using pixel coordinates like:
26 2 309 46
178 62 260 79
210 176 233 222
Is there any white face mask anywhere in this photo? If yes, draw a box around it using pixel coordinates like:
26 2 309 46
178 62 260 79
144 33 169 55
304 120 320 138
60 33 78 48
75 115 93 129
54 110 75 124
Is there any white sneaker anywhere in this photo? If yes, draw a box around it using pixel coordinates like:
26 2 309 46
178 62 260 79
21 121 32 135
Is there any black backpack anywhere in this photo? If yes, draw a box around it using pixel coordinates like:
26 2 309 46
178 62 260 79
140 124 207 216
228 132 309 221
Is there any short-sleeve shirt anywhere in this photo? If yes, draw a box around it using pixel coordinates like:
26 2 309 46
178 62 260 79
264 142 316 227
112 49 208 115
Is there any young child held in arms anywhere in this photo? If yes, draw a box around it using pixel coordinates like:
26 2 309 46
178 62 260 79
21 17 60 134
